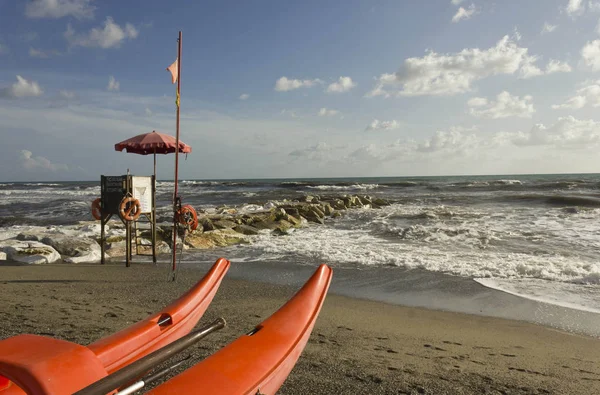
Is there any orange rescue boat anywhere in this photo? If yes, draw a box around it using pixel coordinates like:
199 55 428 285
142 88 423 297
148 264 332 395
0 257 230 394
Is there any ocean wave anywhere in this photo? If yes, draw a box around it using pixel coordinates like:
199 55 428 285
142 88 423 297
306 184 381 191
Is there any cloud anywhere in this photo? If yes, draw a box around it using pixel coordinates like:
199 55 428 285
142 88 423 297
581 40 600 70
468 91 534 119
239 93 250 100
274 77 323 92
326 76 356 93
20 150 69 171
107 76 120 91
365 35 543 97
541 22 558 34
552 80 600 109
451 0 465 4
366 119 399 131
25 0 95 19
545 59 572 73
318 108 339 116
65 17 139 49
144 107 153 116
508 116 600 147
0 76 44 99
566 0 585 16
29 47 60 58
417 127 479 153
452 4 477 23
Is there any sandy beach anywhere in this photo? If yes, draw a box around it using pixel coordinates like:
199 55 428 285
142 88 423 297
1 261 599 394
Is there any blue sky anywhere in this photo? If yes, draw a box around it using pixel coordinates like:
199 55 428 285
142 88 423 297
1 0 600 181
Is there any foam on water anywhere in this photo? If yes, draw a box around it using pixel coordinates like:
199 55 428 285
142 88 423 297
306 183 382 191
475 278 600 314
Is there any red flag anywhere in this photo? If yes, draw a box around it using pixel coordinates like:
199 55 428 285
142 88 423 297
166 58 178 84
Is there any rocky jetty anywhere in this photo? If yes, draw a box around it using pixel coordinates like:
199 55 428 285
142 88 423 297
0 194 391 264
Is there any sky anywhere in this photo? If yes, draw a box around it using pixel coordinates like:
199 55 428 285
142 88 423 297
1 0 600 181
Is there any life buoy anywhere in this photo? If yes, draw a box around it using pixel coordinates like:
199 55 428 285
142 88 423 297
177 204 198 231
91 198 102 220
119 197 142 221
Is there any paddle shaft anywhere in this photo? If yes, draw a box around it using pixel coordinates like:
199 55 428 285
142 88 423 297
74 317 226 395
115 357 190 395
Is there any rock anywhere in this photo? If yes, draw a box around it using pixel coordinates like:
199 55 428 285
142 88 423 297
273 220 295 235
198 216 215 232
283 214 301 227
331 211 343 218
185 230 248 249
212 219 237 230
321 203 334 216
41 236 101 264
358 196 372 206
373 198 390 206
0 251 6 260
301 195 316 203
0 240 61 264
233 224 260 236
252 220 279 230
342 196 352 208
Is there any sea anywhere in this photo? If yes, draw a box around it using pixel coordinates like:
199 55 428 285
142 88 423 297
1 174 600 335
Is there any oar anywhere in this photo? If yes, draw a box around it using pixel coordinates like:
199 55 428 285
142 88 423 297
114 357 190 395
74 318 226 395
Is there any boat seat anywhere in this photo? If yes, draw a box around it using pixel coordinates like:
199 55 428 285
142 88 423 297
0 334 108 395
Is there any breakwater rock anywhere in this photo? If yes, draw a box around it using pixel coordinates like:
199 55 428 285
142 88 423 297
0 194 391 264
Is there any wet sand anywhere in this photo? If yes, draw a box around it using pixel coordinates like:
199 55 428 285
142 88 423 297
1 262 599 394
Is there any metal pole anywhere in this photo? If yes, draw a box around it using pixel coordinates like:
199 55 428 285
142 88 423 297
171 31 182 281
74 318 225 395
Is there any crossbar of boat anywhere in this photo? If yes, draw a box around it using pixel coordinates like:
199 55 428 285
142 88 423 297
74 318 226 395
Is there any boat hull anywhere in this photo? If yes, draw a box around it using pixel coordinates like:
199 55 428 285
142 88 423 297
149 264 332 395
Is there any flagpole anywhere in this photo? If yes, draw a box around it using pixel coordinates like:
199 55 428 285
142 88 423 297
171 31 182 281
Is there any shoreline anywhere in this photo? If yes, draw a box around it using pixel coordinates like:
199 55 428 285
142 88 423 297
1 262 600 394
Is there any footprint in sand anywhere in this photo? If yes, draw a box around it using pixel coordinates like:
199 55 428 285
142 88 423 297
423 344 447 351
442 340 462 346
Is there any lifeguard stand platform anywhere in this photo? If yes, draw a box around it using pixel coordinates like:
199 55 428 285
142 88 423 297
99 174 156 267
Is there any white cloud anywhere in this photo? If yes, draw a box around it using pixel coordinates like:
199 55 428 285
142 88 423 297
541 22 558 34
20 150 69 171
417 127 478 153
326 76 356 93
29 47 60 58
519 56 544 79
274 77 323 92
552 81 600 109
590 1 600 11
366 35 542 97
468 91 535 119
318 108 339 116
239 93 250 100
581 40 600 70
25 0 95 19
452 4 477 23
451 0 465 4
65 17 139 49
545 59 572 73
107 76 120 91
566 0 585 16
509 116 600 147
0 76 44 99
366 119 399 131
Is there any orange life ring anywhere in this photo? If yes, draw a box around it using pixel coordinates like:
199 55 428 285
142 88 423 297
91 198 102 220
119 197 142 221
178 204 198 231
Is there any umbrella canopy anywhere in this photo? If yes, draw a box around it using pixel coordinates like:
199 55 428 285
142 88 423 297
115 131 191 155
